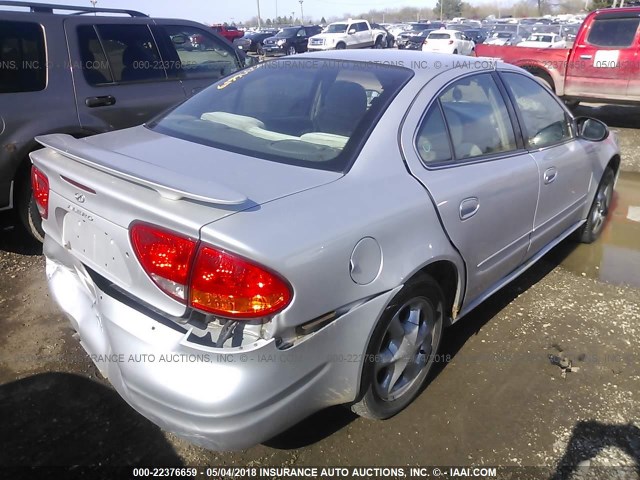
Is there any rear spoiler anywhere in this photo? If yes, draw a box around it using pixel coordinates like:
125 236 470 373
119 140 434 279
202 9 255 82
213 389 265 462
34 134 248 205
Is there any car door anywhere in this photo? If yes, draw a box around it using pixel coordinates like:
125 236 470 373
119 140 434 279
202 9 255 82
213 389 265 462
401 72 539 304
499 71 592 258
357 22 372 47
64 17 186 133
565 13 639 99
152 22 243 98
294 27 308 53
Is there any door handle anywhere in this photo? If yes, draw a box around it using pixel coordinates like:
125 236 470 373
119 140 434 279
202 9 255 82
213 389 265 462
580 54 592 60
459 197 480 220
85 95 116 108
543 167 558 184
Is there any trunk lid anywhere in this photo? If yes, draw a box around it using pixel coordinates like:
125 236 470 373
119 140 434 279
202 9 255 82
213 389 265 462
33 127 341 317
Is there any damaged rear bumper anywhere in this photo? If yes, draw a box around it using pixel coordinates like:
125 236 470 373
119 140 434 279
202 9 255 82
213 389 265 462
44 237 394 450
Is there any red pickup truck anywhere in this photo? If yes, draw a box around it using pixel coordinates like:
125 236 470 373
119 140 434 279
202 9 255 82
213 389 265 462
475 7 640 107
211 24 244 42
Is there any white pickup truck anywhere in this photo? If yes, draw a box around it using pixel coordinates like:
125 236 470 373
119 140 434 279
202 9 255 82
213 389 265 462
308 19 386 51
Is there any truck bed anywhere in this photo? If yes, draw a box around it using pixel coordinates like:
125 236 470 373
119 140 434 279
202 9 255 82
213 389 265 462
475 44 572 91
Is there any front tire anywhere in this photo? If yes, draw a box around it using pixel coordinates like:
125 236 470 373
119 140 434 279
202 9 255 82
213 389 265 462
351 273 444 419
336 42 346 50
575 167 615 244
287 45 297 55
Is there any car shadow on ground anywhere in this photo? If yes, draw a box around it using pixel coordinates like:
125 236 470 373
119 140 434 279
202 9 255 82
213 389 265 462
550 420 640 479
0 211 41 256
0 372 183 466
575 104 640 129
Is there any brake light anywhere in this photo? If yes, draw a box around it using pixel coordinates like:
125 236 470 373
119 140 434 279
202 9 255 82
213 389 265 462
448 40 454 45
190 245 291 319
130 223 292 319
423 40 428 45
130 223 197 302
31 165 49 219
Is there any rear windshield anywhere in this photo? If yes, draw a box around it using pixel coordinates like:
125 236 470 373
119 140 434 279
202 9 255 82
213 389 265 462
429 33 452 39
149 60 413 172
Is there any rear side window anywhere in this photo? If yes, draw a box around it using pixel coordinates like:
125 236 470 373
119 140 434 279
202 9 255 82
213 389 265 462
0 21 46 93
501 72 572 149
415 105 452 165
95 24 165 83
438 73 517 160
157 25 240 81
77 26 113 85
587 18 640 47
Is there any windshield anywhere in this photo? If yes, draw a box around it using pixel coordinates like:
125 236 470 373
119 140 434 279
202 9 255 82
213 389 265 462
149 60 413 172
495 32 512 38
326 24 347 33
275 28 297 37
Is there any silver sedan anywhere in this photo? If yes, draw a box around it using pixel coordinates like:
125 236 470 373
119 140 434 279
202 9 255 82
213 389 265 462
31 50 619 450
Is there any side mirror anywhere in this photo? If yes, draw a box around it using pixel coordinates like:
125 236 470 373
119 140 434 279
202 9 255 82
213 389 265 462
348 28 356 35
576 117 609 142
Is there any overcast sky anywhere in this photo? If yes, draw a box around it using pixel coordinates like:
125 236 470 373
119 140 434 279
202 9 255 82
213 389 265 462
24 0 444 23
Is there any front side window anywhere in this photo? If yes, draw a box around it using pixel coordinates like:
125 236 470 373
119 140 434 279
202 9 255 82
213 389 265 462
95 24 164 83
587 18 640 47
0 20 45 93
149 60 413 171
439 73 517 160
160 25 239 80
501 72 571 149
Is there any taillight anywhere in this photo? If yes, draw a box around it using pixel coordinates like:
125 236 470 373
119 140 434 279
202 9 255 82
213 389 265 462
130 223 197 302
423 40 428 45
130 223 292 319
448 40 454 45
31 165 49 219
190 245 291 319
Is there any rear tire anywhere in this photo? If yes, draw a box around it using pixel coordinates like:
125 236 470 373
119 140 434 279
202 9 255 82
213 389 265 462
374 37 383 49
453 49 458 54
575 167 615 244
350 273 444 420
